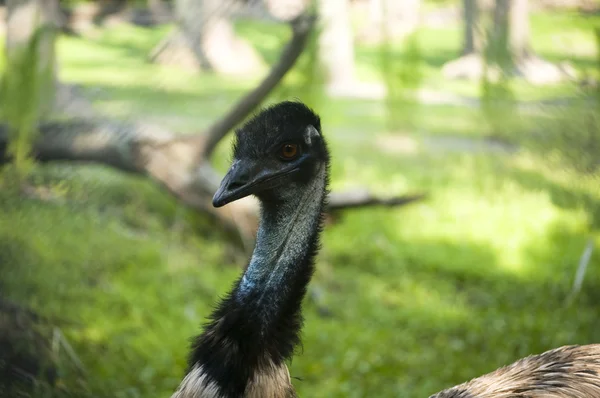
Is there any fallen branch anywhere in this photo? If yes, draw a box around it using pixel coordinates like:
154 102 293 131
328 189 426 211
0 118 425 243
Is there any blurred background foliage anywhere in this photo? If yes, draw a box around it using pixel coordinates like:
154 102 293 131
0 0 599 397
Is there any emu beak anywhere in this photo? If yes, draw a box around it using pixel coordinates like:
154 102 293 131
212 160 300 208
213 160 256 208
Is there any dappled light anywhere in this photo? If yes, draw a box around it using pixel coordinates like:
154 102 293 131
1 0 599 397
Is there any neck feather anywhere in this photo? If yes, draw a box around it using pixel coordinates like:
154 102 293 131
239 166 328 310
182 165 328 398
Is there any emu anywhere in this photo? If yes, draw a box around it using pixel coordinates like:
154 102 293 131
171 101 600 398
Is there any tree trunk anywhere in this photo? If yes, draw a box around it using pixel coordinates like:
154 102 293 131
509 0 530 62
368 0 383 32
490 0 512 69
359 0 420 44
317 0 355 88
147 0 172 24
463 0 481 55
5 0 94 120
149 0 263 75
441 0 485 79
444 0 566 84
383 0 421 39
5 0 60 111
263 0 310 22
491 0 565 84
6 0 59 52
177 0 228 71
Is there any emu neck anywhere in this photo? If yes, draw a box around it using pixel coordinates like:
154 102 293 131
238 166 327 320
180 166 328 398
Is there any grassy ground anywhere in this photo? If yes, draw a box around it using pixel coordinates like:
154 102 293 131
2 8 600 398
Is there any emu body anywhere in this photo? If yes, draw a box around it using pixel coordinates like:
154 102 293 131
431 344 600 398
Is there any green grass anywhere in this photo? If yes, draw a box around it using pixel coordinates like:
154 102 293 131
2 8 600 398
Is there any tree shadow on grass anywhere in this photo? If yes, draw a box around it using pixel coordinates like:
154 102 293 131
0 205 225 397
0 238 72 398
317 207 600 397
521 218 600 312
500 165 600 228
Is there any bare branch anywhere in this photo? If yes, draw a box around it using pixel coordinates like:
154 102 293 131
202 13 317 158
328 189 426 211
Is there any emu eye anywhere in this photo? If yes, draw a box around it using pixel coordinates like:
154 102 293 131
279 143 299 160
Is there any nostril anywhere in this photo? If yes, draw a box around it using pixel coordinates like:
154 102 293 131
228 181 246 190
228 173 250 190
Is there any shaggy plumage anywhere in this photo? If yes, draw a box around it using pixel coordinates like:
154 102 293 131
431 344 600 397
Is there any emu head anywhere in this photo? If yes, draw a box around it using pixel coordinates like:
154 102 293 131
213 101 329 208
